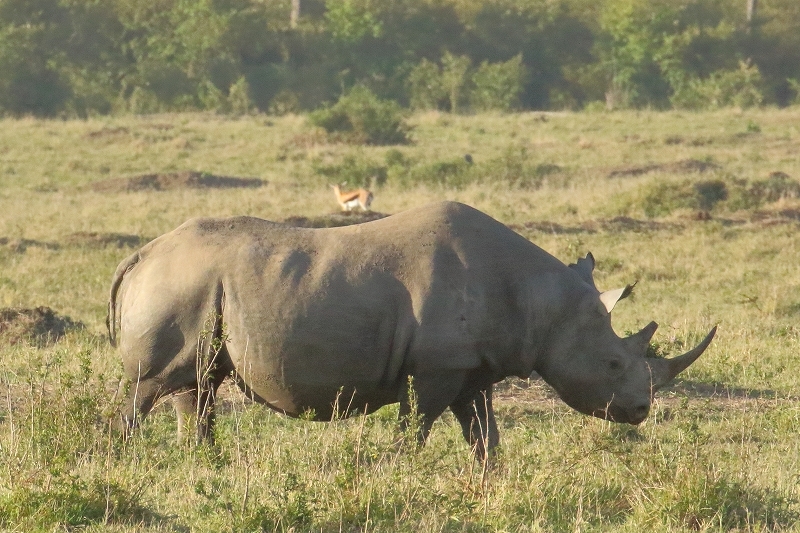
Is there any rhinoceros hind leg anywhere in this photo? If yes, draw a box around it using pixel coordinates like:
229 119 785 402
173 375 226 445
450 388 499 461
119 378 164 439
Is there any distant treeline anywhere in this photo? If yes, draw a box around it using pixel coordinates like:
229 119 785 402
1 0 798 117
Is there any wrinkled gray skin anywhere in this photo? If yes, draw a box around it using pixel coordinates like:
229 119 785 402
108 201 715 459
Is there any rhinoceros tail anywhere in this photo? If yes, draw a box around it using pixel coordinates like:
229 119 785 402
107 251 142 348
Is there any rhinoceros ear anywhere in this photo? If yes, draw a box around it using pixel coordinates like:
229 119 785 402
569 252 596 288
599 282 636 313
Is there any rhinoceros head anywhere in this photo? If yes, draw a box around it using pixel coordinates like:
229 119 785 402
536 253 716 425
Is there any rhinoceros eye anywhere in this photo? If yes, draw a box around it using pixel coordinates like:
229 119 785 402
608 359 623 371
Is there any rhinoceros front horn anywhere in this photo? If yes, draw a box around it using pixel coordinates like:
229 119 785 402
648 327 717 391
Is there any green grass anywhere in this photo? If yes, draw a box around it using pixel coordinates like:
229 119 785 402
1 108 800 531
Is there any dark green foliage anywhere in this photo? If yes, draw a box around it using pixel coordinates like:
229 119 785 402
407 58 447 111
470 55 528 112
0 0 799 115
408 53 529 112
671 62 766 110
694 180 729 210
0 0 70 115
308 86 410 145
638 180 718 217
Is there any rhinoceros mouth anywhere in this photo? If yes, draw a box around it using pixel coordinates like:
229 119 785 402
592 403 650 425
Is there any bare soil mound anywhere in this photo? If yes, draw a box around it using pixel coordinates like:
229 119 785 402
591 216 679 232
0 307 82 346
90 171 264 192
608 158 720 178
63 232 144 248
750 208 800 226
283 211 389 228
0 238 58 252
511 216 677 235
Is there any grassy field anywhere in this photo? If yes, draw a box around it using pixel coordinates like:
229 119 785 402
0 108 799 532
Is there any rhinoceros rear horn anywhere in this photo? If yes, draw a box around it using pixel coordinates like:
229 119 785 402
623 321 658 356
649 327 717 391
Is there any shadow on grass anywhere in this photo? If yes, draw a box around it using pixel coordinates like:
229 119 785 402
663 379 796 401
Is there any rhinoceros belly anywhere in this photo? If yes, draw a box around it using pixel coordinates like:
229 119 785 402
221 266 411 420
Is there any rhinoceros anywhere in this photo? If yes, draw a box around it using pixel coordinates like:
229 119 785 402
108 201 715 458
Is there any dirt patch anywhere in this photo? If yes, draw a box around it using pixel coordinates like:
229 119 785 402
511 217 678 235
512 221 587 235
0 307 83 346
750 208 800 226
63 232 144 248
595 216 678 232
90 171 264 192
283 211 389 228
0 237 59 252
86 126 130 139
774 208 800 221
608 158 720 178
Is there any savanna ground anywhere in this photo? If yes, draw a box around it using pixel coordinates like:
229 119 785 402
0 108 799 532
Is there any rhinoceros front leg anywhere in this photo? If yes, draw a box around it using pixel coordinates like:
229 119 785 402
450 387 499 461
397 371 469 447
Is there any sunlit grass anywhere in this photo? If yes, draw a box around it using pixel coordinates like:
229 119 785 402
1 108 800 531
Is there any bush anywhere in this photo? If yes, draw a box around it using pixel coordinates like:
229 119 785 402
788 79 800 105
671 62 765 110
225 77 255 116
127 87 162 114
470 54 528 112
407 59 447 111
0 28 71 116
308 86 410 145
750 172 800 203
726 172 800 210
408 53 529 113
268 90 300 115
636 180 724 217
440 52 471 113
